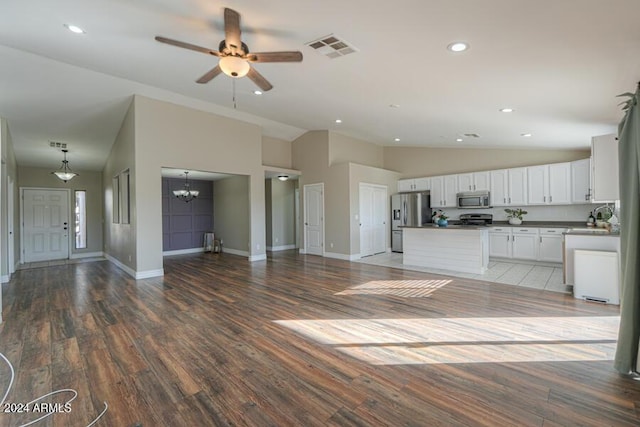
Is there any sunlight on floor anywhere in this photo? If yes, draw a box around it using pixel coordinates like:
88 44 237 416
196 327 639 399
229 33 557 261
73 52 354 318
275 316 620 365
335 279 453 298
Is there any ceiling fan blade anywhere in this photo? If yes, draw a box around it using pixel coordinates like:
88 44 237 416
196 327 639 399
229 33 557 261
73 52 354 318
155 36 219 56
247 51 303 63
247 67 273 92
196 65 223 84
224 8 242 55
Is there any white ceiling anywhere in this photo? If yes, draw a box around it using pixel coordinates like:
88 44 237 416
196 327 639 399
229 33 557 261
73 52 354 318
1 0 639 172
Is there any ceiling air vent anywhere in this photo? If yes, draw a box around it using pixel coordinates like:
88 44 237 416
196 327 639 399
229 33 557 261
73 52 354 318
305 34 358 59
49 141 67 149
463 133 481 138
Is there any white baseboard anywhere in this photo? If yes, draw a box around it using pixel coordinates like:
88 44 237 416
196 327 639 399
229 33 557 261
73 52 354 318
70 251 104 259
163 247 204 256
249 254 267 262
299 248 306 254
266 244 296 252
324 252 361 261
104 253 164 280
220 247 249 257
135 269 164 279
1 275 9 284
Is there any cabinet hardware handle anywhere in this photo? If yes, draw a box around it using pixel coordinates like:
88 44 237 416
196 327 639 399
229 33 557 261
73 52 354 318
550 196 552 202
544 196 546 202
504 198 506 203
509 197 511 203
540 236 542 243
507 235 509 241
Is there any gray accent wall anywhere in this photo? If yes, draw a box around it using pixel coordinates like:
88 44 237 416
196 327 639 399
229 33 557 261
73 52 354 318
162 178 213 251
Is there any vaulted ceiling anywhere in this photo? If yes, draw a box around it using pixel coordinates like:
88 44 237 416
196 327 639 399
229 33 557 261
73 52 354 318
1 0 639 171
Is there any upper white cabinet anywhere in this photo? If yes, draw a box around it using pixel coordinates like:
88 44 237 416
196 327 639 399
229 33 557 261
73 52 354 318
591 134 619 202
431 175 458 207
458 172 490 192
571 158 591 203
490 168 527 206
490 169 509 206
398 177 430 192
508 167 528 205
527 163 571 205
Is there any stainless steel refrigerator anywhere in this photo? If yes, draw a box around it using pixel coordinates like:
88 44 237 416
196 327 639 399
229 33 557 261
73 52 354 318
391 191 432 252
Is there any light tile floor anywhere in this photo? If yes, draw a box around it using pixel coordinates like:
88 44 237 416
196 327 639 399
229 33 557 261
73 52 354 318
354 252 571 293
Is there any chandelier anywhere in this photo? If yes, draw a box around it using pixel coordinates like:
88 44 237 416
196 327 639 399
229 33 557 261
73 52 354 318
173 171 199 202
52 149 78 182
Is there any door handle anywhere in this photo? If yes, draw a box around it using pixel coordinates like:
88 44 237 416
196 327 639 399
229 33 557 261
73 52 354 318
63 227 68 230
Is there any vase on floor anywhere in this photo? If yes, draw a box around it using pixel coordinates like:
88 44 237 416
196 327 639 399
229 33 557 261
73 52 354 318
437 219 448 227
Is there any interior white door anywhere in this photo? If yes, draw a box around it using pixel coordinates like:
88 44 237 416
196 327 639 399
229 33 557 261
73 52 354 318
8 177 15 274
304 183 324 256
359 184 387 257
372 186 387 254
359 184 374 257
22 189 70 262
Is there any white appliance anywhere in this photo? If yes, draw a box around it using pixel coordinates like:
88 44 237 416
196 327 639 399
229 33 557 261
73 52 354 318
573 249 620 304
391 192 432 252
456 190 491 209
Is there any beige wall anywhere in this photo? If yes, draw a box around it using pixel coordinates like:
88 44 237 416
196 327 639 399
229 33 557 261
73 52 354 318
293 131 397 257
103 99 136 271
262 136 292 169
213 175 250 253
384 146 591 178
329 132 384 168
132 95 265 273
1 118 19 300
18 166 104 256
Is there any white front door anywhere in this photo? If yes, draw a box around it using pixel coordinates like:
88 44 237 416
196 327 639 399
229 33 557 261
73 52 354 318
22 189 70 262
304 183 324 256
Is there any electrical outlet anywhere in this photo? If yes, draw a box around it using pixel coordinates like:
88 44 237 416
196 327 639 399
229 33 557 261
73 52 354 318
257 244 260 250
330 243 334 248
275 237 279 243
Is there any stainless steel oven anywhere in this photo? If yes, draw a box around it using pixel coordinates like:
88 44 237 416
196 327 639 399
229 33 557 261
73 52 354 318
456 191 491 209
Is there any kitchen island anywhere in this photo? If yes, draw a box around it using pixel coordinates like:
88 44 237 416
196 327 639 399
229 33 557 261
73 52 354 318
402 226 489 274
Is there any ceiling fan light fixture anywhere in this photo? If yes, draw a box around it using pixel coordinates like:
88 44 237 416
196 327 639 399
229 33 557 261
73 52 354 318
219 56 250 78
278 175 289 181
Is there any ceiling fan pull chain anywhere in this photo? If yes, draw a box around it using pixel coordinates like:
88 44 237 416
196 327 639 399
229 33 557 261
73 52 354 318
233 78 237 109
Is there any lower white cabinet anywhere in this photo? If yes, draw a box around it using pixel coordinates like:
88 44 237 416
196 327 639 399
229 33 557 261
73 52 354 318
489 227 512 258
489 226 566 262
511 228 538 260
538 228 564 262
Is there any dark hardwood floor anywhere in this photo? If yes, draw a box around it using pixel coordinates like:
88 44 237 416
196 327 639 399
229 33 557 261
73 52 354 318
0 250 638 426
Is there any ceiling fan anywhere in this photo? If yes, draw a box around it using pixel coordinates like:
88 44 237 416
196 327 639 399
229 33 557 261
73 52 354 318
155 7 302 92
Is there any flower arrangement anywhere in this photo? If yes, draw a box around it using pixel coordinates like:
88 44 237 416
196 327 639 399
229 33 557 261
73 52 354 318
504 208 527 220
432 210 448 221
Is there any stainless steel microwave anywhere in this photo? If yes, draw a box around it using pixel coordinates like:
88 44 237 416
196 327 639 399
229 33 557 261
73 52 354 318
456 191 491 209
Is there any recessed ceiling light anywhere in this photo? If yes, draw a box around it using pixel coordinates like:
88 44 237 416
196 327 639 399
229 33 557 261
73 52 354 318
447 42 469 52
499 108 514 113
335 119 342 124
64 24 85 34
456 138 463 142
253 90 263 95
521 133 532 137
394 138 401 142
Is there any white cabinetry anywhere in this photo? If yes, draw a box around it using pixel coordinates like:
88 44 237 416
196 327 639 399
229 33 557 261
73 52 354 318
431 175 458 207
490 170 509 206
538 228 565 262
489 226 566 262
511 228 538 260
457 171 490 192
489 227 512 258
398 177 430 192
491 168 528 206
508 167 528 205
591 134 619 202
571 158 591 203
527 163 571 205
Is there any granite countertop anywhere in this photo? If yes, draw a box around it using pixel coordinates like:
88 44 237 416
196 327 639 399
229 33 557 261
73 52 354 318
400 224 489 230
563 228 620 237
489 221 587 228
